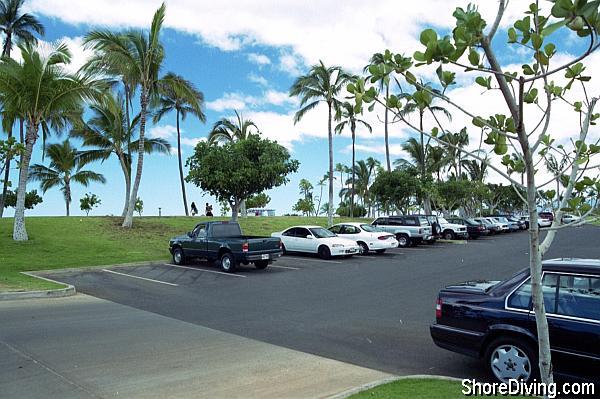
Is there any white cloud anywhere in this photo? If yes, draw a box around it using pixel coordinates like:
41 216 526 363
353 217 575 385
247 52 271 65
206 93 250 112
180 137 206 147
248 73 269 87
149 125 178 139
207 89 298 112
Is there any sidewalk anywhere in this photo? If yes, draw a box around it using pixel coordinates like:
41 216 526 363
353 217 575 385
0 294 391 398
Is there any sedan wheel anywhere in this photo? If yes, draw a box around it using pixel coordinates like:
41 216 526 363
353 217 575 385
487 340 534 383
318 245 331 260
358 242 369 255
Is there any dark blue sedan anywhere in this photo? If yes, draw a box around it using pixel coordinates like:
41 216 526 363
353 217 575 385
431 258 600 383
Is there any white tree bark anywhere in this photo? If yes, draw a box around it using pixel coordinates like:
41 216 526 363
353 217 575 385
13 122 37 241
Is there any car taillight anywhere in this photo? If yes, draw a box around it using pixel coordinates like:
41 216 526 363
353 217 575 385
436 298 442 319
378 235 390 240
242 242 249 252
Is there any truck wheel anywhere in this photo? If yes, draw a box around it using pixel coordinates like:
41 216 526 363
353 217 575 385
220 252 237 273
318 245 331 260
281 243 287 255
254 260 269 269
485 337 537 383
172 247 186 265
358 242 369 255
396 234 410 248
443 230 455 240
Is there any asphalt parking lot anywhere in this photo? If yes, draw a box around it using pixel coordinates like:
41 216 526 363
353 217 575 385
32 224 599 381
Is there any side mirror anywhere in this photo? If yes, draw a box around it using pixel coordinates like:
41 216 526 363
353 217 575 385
187 232 193 238
305 235 314 239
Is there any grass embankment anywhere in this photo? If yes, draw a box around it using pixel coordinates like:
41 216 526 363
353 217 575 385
348 378 531 399
0 216 365 291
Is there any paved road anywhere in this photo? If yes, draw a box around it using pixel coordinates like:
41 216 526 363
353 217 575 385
35 225 600 379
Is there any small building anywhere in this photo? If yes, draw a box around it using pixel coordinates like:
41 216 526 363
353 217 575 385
247 208 276 217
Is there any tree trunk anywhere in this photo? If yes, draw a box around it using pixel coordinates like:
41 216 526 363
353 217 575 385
419 110 433 215
230 200 239 222
176 110 189 216
2 32 11 58
13 121 37 241
0 128 12 217
327 102 334 227
351 129 356 218
240 199 247 218
123 91 148 228
120 155 131 218
384 84 391 172
65 180 71 217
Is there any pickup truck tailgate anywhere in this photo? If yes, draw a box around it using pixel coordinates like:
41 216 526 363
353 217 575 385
247 237 281 252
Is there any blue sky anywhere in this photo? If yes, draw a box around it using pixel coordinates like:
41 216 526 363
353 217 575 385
3 1 597 217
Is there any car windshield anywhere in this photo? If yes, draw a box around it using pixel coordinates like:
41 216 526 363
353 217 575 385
466 218 479 225
496 217 508 223
437 217 449 224
309 227 336 238
360 224 382 233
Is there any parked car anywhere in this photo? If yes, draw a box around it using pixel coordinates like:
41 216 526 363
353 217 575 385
436 217 469 240
492 216 520 232
562 214 581 224
430 258 600 384
538 217 552 228
474 217 501 235
169 221 282 272
519 215 530 230
507 216 527 230
539 211 554 221
272 226 359 259
446 217 489 239
483 217 508 232
328 223 398 254
371 216 434 248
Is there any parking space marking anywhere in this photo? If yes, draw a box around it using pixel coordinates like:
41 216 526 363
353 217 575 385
269 264 300 270
165 263 247 277
282 256 343 264
102 269 179 286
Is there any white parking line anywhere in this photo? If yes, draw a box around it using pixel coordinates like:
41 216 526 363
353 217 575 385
282 256 343 264
165 264 246 278
270 264 300 270
102 269 179 286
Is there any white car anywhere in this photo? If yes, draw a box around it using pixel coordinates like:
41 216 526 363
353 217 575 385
271 225 360 259
436 217 469 240
485 217 509 232
538 218 552 228
328 222 398 254
562 214 581 224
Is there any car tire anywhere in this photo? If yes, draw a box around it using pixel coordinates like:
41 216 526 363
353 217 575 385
376 249 386 254
172 247 186 265
358 242 369 255
220 252 237 273
484 337 538 384
443 230 455 240
281 243 287 255
318 245 331 260
396 234 410 248
254 260 269 270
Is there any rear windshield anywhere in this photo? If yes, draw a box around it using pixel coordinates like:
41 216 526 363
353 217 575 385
310 227 336 238
418 216 429 225
211 223 243 237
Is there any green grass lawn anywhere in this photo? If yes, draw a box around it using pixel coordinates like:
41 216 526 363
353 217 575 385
348 378 532 399
0 215 366 291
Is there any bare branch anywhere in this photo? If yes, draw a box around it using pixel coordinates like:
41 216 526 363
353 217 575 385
486 0 507 41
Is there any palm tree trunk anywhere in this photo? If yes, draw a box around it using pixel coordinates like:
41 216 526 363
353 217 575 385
2 33 11 58
123 91 148 228
65 180 71 217
384 84 391 172
419 110 433 215
327 102 334 227
351 129 356 218
0 129 12 217
116 152 130 218
176 110 189 216
13 121 37 241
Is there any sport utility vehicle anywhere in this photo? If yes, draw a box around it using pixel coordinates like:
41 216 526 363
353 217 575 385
372 216 433 247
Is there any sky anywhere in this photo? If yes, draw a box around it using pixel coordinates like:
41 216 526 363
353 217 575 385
2 0 599 217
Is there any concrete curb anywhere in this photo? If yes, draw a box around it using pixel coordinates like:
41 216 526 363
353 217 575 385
0 272 75 301
437 239 468 244
326 374 462 399
0 260 168 301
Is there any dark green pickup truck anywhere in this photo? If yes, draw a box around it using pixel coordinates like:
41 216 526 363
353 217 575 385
168 221 283 273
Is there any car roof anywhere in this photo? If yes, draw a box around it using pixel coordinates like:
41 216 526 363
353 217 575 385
332 222 365 227
542 258 600 274
286 225 322 229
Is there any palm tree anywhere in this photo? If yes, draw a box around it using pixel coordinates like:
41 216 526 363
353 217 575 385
464 158 488 182
153 73 205 216
84 3 167 228
207 110 259 218
29 140 105 216
0 42 99 240
0 0 44 217
335 102 372 218
290 61 352 227
364 52 392 171
334 162 346 197
0 0 44 58
207 110 258 144
441 128 470 178
72 93 171 217
315 173 327 216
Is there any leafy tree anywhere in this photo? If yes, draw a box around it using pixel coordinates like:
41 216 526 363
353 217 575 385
134 197 143 217
335 102 372 218
292 198 315 216
153 73 205 216
72 93 170 218
433 179 482 216
370 169 422 215
349 1 600 384
29 140 106 216
186 134 299 222
219 199 230 216
80 192 101 216
290 61 352 227
4 189 42 210
245 192 271 209
84 3 170 228
0 42 100 240
336 203 367 217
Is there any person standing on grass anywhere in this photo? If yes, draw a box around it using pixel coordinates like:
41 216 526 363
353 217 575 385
205 202 213 217
190 202 198 216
